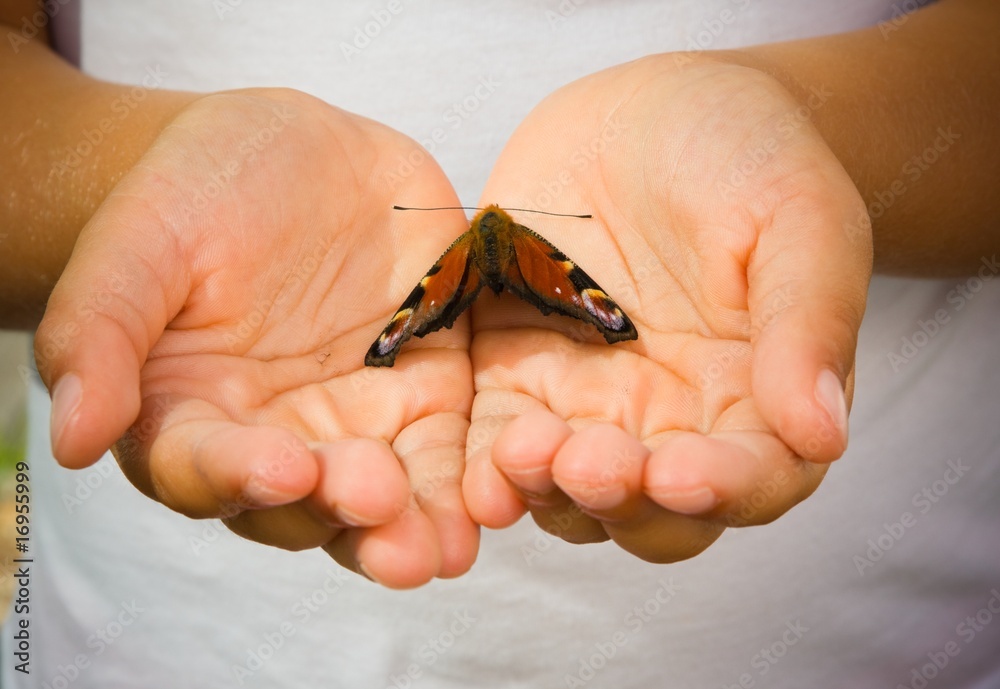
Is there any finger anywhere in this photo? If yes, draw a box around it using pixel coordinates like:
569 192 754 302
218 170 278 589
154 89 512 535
323 509 441 590
643 430 827 527
394 412 480 578
308 439 411 528
493 410 570 496
552 424 723 562
34 192 188 468
462 392 530 529
225 502 340 552
219 435 432 559
749 191 872 462
115 396 319 518
487 409 607 544
551 424 650 515
463 336 631 532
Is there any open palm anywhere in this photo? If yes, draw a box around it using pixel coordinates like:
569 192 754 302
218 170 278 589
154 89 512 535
464 55 872 561
35 89 478 587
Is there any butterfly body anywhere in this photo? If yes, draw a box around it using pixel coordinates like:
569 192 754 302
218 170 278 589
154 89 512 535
472 209 511 287
365 204 637 367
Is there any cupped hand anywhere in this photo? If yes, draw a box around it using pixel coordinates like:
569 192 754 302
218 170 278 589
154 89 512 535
34 88 478 587
463 55 872 562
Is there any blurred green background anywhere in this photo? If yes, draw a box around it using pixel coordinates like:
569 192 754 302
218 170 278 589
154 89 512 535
0 331 30 618
0 332 28 471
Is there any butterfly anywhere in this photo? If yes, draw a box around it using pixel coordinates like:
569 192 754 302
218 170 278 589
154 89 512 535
365 204 638 367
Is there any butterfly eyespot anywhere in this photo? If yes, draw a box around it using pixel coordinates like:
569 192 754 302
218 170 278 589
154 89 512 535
581 289 626 329
376 326 407 356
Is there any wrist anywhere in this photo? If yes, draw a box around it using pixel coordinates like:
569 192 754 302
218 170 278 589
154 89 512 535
0 39 200 326
702 3 1000 276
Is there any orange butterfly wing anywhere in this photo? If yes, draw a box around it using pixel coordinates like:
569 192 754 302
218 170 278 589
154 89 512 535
364 232 483 367
502 224 637 343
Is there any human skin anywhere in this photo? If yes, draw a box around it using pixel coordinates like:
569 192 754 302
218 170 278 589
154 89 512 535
2 0 997 577
465 0 999 559
2 8 478 588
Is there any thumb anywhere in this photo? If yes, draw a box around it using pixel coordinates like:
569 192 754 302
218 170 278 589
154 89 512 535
749 196 872 463
34 194 187 468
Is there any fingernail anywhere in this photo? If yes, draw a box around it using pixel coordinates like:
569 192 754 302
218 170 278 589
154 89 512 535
501 465 554 497
647 485 719 515
335 504 370 528
566 482 627 510
243 474 300 506
50 373 83 456
358 562 384 585
815 369 849 446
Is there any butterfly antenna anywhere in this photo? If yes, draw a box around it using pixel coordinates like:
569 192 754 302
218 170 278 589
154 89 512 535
393 205 482 212
504 208 592 218
393 205 591 219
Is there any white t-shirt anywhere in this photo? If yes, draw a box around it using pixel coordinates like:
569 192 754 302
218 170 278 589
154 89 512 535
6 2 1000 688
